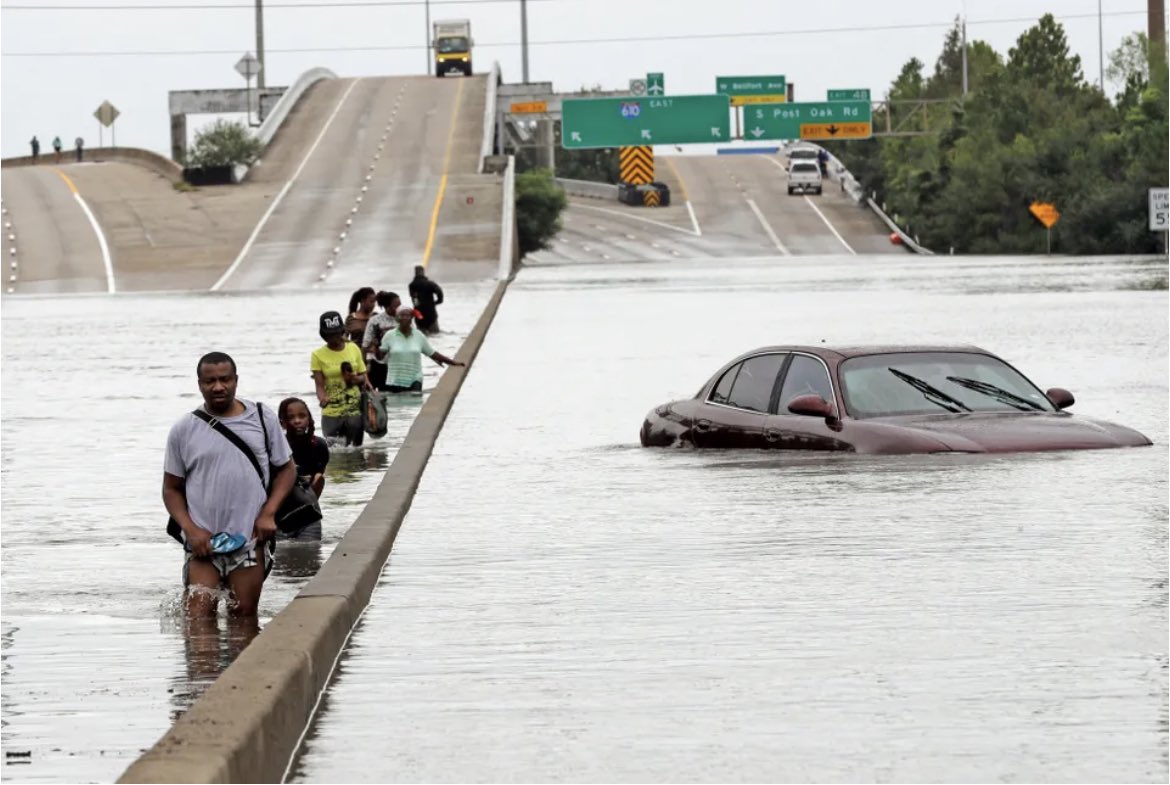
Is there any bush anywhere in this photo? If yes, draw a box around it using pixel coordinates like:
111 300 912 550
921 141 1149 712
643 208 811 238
515 168 567 257
187 119 262 169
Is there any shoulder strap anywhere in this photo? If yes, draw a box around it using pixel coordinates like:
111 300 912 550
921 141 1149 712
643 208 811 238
192 408 265 485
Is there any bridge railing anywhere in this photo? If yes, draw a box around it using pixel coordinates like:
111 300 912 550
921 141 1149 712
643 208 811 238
479 62 501 174
256 67 338 148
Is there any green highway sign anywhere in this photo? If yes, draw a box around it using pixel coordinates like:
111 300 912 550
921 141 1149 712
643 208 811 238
828 89 871 101
743 100 873 140
715 74 787 105
561 94 730 149
647 72 665 96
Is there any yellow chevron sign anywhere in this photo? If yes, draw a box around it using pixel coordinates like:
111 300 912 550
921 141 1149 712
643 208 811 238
643 188 661 207
619 145 654 185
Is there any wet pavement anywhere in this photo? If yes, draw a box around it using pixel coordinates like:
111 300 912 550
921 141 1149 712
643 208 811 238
293 254 1168 783
0 281 496 783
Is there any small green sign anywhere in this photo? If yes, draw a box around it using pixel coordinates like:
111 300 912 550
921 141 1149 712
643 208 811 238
646 72 665 96
828 89 871 101
715 75 787 97
742 101 872 141
561 94 731 149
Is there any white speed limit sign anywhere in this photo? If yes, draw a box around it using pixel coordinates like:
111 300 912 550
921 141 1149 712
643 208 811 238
1150 187 1168 231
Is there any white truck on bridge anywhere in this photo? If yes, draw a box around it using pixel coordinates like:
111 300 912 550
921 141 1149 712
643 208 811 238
433 19 473 77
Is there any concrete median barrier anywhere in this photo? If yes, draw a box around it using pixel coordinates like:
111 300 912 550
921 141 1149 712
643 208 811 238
555 177 618 200
2 148 182 182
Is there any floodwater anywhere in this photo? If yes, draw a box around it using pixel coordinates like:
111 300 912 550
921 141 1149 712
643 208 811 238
0 281 496 783
293 254 1168 783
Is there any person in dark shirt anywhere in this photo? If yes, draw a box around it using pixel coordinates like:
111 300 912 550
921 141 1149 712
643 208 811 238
408 265 444 336
277 397 329 541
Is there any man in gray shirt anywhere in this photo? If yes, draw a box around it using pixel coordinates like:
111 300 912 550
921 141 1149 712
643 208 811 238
163 351 295 618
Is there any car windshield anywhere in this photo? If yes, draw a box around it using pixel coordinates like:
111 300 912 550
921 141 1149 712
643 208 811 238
839 351 1055 418
791 162 819 173
437 36 469 53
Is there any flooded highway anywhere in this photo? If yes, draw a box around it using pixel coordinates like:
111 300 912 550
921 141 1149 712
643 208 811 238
0 282 496 782
293 254 1167 783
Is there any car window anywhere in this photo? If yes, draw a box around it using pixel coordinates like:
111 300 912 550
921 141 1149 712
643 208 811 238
708 363 740 405
725 354 785 412
791 162 819 173
778 354 834 410
840 351 1057 418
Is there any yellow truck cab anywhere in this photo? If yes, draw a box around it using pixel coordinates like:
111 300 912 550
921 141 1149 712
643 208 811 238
433 19 473 77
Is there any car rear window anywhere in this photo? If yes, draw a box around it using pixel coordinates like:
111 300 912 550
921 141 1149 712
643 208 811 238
791 162 819 173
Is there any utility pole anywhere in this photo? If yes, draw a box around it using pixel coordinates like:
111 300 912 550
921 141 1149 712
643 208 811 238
424 0 431 75
520 0 529 83
1098 0 1105 91
255 0 265 89
961 16 968 95
1151 0 1166 47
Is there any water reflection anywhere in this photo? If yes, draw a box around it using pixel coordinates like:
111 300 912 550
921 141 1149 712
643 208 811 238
169 616 259 723
271 541 325 581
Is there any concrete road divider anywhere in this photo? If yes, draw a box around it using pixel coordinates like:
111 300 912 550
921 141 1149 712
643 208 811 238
119 278 513 783
555 178 618 200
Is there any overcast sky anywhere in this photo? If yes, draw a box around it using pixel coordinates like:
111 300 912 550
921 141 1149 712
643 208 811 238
0 0 1155 159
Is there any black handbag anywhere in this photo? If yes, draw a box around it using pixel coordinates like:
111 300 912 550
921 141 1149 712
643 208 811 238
165 404 323 544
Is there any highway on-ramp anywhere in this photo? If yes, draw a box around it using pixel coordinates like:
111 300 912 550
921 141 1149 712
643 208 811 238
0 166 107 294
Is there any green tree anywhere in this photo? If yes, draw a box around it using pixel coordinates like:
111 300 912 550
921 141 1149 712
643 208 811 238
514 168 567 257
186 120 262 168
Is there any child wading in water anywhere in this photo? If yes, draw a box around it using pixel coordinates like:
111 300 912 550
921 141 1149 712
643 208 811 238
277 397 330 540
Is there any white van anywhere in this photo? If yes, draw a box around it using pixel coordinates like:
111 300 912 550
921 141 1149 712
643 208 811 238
787 160 823 195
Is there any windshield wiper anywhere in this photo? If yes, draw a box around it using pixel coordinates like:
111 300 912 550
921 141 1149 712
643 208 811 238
888 367 972 414
945 376 1044 411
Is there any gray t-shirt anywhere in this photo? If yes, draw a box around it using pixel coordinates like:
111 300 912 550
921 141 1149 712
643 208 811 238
164 400 292 539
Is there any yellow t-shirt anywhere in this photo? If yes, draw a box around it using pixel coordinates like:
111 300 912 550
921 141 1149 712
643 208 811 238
310 343 367 417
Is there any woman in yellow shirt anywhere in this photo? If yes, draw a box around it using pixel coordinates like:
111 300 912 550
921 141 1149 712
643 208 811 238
310 311 372 446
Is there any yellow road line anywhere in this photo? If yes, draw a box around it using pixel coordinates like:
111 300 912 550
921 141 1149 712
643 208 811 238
421 77 465 268
52 168 79 194
664 156 691 202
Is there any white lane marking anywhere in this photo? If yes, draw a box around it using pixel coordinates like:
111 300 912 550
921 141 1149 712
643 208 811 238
211 77 362 291
685 200 702 236
803 195 856 255
745 198 790 256
72 193 115 293
573 201 699 238
765 155 855 255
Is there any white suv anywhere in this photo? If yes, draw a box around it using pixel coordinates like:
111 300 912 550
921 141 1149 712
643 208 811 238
787 160 823 195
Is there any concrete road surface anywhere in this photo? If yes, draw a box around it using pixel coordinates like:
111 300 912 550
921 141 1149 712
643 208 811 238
220 74 498 293
0 166 106 293
528 152 905 264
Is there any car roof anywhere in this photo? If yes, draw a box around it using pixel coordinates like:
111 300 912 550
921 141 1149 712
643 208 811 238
740 344 993 361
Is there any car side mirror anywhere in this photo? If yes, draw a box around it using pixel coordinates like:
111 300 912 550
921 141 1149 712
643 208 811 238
1046 387 1075 410
787 394 835 419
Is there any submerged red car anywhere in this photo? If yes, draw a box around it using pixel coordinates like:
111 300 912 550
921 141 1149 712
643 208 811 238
640 345 1152 454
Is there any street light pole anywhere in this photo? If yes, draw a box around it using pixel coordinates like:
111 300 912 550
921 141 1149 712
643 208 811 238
424 0 431 75
255 0 265 89
961 16 968 96
520 0 529 83
1098 0 1105 91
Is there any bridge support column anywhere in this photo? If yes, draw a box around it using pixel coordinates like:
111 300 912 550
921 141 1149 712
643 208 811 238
170 114 187 164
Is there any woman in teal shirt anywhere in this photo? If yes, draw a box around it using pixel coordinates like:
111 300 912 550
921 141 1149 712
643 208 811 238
378 305 463 392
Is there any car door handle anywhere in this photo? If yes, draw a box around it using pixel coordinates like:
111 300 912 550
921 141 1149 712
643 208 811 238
694 419 713 432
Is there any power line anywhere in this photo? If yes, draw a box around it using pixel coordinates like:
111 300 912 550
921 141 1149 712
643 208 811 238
2 0 554 8
0 10 1147 56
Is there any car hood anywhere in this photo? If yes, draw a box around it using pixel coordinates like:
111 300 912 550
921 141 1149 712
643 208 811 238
873 412 1152 453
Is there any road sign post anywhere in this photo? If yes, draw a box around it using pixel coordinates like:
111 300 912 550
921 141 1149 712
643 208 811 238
235 52 262 127
93 100 120 147
715 75 787 106
1029 202 1060 254
742 100 872 141
1149 187 1168 231
561 94 730 149
646 72 665 96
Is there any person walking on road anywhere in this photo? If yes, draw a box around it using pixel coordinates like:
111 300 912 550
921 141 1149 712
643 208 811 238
409 265 444 336
52 136 62 163
379 304 464 394
345 287 376 345
311 311 372 446
162 351 295 619
362 290 401 391
29 136 39 162
74 137 84 163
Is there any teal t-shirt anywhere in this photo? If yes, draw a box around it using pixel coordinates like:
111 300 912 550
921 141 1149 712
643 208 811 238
379 328 434 387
